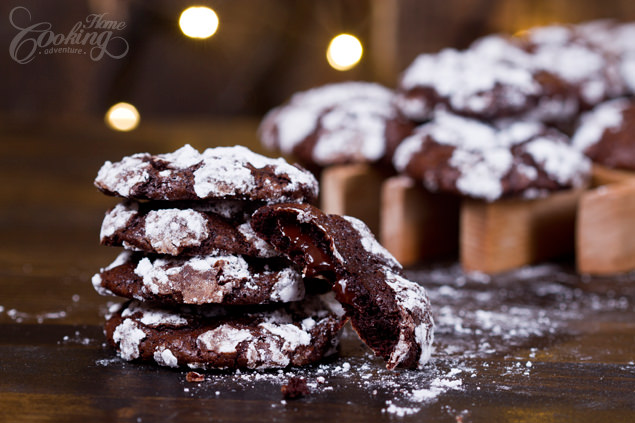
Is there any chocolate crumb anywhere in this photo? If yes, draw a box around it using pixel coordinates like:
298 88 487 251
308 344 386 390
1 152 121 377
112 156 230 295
186 371 205 382
281 377 309 399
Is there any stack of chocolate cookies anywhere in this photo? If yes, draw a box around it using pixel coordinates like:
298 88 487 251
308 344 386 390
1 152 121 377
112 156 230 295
92 145 435 370
92 145 347 369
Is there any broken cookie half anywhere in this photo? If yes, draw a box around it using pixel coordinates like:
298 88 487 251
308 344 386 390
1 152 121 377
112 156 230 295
251 203 434 369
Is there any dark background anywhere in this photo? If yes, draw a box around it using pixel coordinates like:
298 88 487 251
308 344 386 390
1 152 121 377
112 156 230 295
3 0 635 125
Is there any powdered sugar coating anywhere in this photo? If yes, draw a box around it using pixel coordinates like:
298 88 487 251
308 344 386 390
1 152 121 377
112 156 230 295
95 156 150 198
311 100 392 165
384 271 435 369
341 216 401 270
620 54 635 93
192 146 316 201
95 251 305 305
101 201 278 258
100 202 138 239
133 254 303 304
121 301 188 327
524 137 591 186
198 327 253 354
95 145 318 204
106 295 346 370
401 48 536 98
393 111 590 201
397 48 539 120
269 267 306 303
260 82 400 166
519 23 627 108
529 37 615 105
91 251 133 296
572 98 630 152
144 209 209 255
470 34 532 66
237 222 278 258
153 347 179 368
398 21 629 122
112 319 146 360
196 311 320 369
450 148 514 201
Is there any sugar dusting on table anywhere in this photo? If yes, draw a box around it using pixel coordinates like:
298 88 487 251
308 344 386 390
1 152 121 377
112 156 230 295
78 262 634 419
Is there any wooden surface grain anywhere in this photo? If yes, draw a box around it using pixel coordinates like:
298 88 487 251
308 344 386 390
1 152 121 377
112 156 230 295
1 119 634 423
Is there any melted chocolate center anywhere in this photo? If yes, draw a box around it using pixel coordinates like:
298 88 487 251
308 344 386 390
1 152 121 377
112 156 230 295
278 223 335 281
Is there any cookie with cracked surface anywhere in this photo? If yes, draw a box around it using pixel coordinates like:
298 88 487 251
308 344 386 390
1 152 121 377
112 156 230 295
396 24 626 123
94 144 318 204
259 82 413 170
100 201 278 258
392 111 591 202
513 24 626 112
395 47 541 122
92 251 305 306
104 295 346 369
250 202 434 370
572 98 635 171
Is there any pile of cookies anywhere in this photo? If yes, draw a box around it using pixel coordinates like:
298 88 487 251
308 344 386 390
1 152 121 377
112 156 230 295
259 20 635 202
92 145 434 370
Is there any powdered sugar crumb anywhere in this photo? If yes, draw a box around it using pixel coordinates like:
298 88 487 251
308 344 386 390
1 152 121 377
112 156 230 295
161 262 635 418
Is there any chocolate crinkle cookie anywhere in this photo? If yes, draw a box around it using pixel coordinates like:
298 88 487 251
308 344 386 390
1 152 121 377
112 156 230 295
572 97 635 171
395 46 541 122
94 144 318 204
392 111 591 202
104 295 346 370
100 201 278 258
93 145 345 370
92 251 305 306
259 82 414 170
94 144 436 371
396 21 631 123
251 203 434 370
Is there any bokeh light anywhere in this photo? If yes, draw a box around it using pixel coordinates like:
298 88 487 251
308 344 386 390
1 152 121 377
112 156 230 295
326 34 363 71
179 6 219 39
105 102 140 132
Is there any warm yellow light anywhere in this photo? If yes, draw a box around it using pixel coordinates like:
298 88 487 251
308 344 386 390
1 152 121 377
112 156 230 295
179 6 219 39
326 34 363 71
106 102 140 132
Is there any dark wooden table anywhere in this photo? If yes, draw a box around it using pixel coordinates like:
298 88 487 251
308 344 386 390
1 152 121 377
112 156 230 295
1 119 634 422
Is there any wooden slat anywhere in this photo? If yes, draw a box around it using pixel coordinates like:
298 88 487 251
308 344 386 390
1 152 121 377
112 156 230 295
320 164 385 235
577 182 635 275
591 164 635 187
380 176 459 265
461 189 583 274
